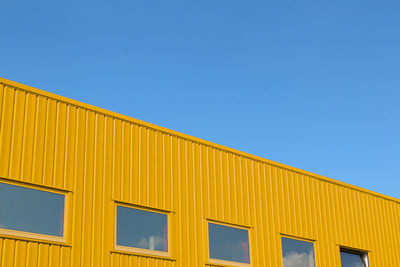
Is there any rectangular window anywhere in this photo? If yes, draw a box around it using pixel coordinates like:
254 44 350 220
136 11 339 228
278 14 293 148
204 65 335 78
116 205 169 254
281 237 316 267
0 182 65 238
340 249 369 267
208 222 250 265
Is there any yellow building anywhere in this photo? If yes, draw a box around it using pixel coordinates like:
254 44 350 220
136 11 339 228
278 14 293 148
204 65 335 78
0 77 398 267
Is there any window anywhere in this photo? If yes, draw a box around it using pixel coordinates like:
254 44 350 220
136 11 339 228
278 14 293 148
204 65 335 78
281 237 316 267
340 249 369 267
116 205 169 253
0 182 65 238
208 222 250 264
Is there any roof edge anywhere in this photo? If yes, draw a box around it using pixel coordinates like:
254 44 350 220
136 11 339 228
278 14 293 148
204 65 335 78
1 77 399 204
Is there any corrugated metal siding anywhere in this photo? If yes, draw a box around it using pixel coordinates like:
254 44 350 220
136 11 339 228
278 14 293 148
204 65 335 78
0 78 399 266
110 252 176 267
0 237 71 267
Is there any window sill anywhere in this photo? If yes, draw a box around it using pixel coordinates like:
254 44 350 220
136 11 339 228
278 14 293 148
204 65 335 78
207 258 251 267
0 229 70 246
112 246 176 261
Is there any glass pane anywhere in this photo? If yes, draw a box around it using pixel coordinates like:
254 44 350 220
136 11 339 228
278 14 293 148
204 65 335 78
116 206 168 252
340 251 366 267
0 182 65 237
281 237 315 267
208 223 250 264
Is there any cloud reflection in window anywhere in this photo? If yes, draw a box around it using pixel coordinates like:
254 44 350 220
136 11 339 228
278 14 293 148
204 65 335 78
281 237 315 267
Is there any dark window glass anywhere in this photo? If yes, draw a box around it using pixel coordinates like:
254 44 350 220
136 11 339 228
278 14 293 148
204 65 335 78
116 206 168 252
281 237 315 267
340 250 368 267
0 182 65 237
208 223 250 264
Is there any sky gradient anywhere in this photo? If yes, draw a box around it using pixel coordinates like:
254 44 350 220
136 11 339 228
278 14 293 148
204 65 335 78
1 1 399 198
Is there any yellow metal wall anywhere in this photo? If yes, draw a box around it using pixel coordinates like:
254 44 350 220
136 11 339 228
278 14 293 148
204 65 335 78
0 78 399 267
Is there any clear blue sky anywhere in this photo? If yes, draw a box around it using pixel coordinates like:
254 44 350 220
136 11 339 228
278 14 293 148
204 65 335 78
1 1 399 198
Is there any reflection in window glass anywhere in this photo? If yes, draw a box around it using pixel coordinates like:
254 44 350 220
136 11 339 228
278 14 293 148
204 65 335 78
281 237 315 267
208 223 250 264
340 250 368 267
116 206 168 252
0 182 65 237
